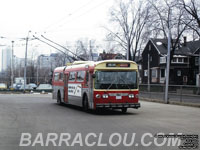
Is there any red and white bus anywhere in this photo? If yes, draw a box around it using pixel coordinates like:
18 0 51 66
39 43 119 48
52 60 140 113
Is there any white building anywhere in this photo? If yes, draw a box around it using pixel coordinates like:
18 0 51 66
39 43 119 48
1 47 12 72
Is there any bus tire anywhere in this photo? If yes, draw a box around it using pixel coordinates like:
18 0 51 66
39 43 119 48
83 95 89 111
57 92 62 105
121 108 127 113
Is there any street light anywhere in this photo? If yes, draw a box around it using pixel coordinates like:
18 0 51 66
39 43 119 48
164 8 172 104
11 41 14 88
24 31 31 92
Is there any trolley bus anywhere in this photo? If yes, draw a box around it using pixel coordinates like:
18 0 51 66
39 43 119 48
52 60 140 113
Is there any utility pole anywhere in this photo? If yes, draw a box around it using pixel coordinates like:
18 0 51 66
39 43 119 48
198 51 200 94
199 51 200 76
147 53 150 92
36 58 39 85
11 41 14 88
89 40 93 61
164 8 171 104
24 31 31 92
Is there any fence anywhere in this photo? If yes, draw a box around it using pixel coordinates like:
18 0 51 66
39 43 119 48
139 84 200 104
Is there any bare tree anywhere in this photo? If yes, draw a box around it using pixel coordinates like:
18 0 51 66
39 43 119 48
148 0 191 61
106 0 151 60
179 0 200 38
74 38 97 61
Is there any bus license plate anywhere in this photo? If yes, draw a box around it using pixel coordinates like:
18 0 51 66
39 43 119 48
116 96 122 99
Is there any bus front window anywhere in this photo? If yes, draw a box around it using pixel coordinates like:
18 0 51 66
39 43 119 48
94 71 137 89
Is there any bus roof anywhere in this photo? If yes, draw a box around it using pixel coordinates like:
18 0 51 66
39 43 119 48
54 60 137 72
94 59 137 65
54 66 66 72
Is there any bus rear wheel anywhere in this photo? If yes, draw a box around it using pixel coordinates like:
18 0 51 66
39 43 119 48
83 95 89 111
121 108 127 113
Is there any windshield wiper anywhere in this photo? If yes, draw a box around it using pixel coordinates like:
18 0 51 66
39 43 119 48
119 77 131 90
106 78 117 90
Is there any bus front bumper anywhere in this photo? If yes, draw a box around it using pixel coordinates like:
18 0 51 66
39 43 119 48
95 103 140 109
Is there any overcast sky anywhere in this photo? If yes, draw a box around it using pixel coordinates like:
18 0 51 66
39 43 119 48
0 0 114 60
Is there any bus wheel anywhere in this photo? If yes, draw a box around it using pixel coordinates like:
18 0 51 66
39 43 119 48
121 108 127 113
83 95 89 111
57 92 62 105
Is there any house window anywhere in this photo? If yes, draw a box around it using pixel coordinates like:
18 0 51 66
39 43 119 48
160 57 166 63
172 58 176 63
195 57 199 66
138 64 142 70
178 58 183 63
150 56 152 62
149 44 151 51
144 70 148 77
184 58 188 63
177 70 181 77
161 69 165 78
183 76 188 83
152 69 157 78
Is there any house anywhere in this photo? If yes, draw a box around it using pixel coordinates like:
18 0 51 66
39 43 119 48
141 38 200 85
98 51 126 60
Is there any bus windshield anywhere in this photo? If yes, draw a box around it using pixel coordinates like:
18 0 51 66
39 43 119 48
94 71 138 89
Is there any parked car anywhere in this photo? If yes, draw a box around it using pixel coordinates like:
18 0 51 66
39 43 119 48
36 84 52 90
0 83 7 89
28 83 37 90
19 84 30 90
14 83 23 90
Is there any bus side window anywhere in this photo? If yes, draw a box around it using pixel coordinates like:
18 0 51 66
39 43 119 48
77 71 85 82
69 72 76 82
54 73 59 81
59 73 63 81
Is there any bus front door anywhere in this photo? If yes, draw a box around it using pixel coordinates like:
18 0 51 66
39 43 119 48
64 73 68 103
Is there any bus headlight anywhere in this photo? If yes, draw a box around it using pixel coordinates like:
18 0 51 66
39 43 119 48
129 94 134 98
102 94 108 99
96 94 101 98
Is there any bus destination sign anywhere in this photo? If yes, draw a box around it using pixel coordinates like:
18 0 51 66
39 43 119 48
106 63 130 67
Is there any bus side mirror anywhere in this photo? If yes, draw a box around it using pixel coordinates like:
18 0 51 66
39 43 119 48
92 74 96 78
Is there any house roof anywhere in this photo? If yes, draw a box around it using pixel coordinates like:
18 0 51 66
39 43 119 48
150 38 168 55
150 38 200 56
180 40 200 55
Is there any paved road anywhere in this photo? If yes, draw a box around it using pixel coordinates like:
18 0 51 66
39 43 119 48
0 94 199 150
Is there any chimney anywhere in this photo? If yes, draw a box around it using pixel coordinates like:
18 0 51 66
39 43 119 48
183 36 187 46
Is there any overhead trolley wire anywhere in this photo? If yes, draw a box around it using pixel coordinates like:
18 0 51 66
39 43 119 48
44 0 94 32
44 0 111 34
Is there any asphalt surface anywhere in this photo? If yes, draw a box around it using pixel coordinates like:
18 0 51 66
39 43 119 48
0 94 199 150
